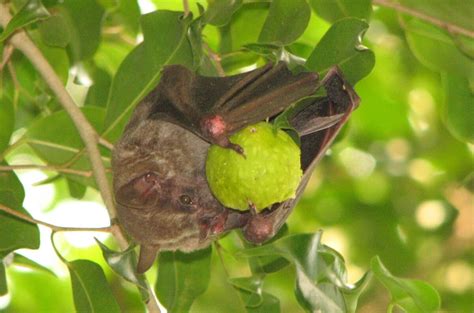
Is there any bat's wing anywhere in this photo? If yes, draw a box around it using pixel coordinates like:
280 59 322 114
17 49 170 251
243 67 360 243
148 62 319 149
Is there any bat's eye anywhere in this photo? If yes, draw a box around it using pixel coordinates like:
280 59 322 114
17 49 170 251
179 194 193 205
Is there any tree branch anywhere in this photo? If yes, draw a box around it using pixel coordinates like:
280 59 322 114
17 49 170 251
0 4 160 312
0 203 111 232
0 164 95 177
373 0 474 38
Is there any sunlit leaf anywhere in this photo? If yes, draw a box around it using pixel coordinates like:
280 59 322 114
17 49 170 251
441 73 474 143
0 0 50 42
309 0 372 23
258 0 310 46
13 253 56 277
204 0 243 26
68 259 121 313
66 178 87 199
371 256 441 313
405 19 474 81
38 14 71 48
306 17 375 84
399 0 474 32
156 247 212 313
104 10 193 142
95 240 149 301
0 169 40 252
229 276 280 313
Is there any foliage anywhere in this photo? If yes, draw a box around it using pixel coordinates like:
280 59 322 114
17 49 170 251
0 0 472 312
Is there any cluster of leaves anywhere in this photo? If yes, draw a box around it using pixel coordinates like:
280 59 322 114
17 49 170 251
0 0 472 312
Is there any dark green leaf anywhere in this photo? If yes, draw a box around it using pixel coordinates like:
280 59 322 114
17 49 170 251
116 0 141 34
258 0 310 46
405 19 474 81
13 253 56 277
0 92 14 153
66 178 87 199
156 247 212 313
33 30 70 84
84 65 112 107
68 259 121 313
204 0 243 26
60 0 105 62
38 14 71 48
229 276 280 313
104 10 193 142
309 0 372 23
0 261 7 296
95 240 149 301
306 18 375 84
0 0 50 42
0 168 40 252
371 256 441 313
441 73 474 143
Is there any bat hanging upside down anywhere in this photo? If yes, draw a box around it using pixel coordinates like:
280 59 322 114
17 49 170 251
112 62 360 273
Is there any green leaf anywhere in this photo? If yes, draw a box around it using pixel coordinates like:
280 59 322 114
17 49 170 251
399 0 474 33
405 19 474 81
38 14 71 48
0 168 40 252
0 92 14 153
156 247 212 313
306 18 375 84
104 10 193 142
59 0 105 62
204 0 243 26
95 240 149 301
84 65 112 107
66 178 87 199
441 73 474 143
371 256 441 313
24 107 107 187
229 276 280 313
309 0 372 23
258 0 310 46
12 253 56 277
220 2 269 54
237 232 370 313
0 261 7 296
0 0 50 42
68 259 121 313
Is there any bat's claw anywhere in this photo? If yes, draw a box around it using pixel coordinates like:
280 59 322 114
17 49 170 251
228 142 245 156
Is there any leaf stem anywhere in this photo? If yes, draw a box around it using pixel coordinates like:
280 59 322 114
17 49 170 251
0 203 112 232
373 0 474 38
183 0 190 18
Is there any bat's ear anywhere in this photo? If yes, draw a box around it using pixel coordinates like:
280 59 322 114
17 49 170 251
137 245 159 274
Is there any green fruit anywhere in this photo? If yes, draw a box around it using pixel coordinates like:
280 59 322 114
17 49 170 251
206 122 302 211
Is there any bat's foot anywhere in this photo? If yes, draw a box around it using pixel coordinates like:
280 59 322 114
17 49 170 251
243 213 274 244
214 136 246 156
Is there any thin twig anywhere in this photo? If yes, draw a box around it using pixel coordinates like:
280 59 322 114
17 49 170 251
0 164 94 177
182 0 190 18
203 42 226 77
0 203 111 232
98 137 114 150
0 43 14 72
0 4 160 312
373 0 474 38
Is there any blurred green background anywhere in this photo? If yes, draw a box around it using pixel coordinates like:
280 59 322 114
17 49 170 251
0 0 472 312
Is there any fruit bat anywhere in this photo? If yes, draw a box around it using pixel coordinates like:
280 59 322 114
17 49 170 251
112 62 359 273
